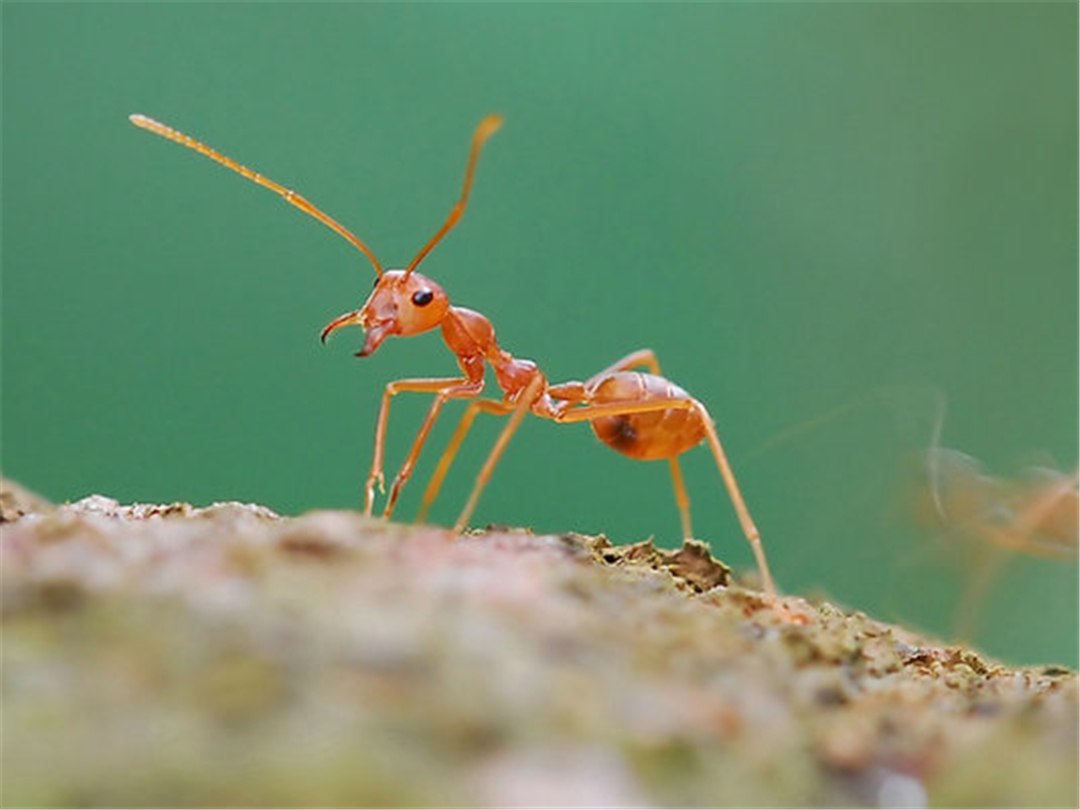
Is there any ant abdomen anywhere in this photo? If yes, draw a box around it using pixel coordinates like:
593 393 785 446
589 372 706 460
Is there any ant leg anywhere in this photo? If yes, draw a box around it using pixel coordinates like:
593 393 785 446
668 457 693 539
384 386 484 519
553 398 700 424
365 377 476 516
585 349 661 384
696 405 779 604
416 398 514 522
547 347 666 403
989 468 1079 558
953 547 1010 643
454 376 546 532
554 397 779 603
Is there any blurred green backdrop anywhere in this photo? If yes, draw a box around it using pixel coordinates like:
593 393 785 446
3 2 1076 666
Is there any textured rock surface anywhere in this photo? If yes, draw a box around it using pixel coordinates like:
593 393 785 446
2 479 1076 807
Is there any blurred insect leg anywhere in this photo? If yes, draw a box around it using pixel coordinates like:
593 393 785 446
953 547 1010 643
454 376 546 532
365 377 472 516
416 398 514 523
999 469 1079 557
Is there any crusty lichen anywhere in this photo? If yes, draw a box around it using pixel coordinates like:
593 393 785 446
1 480 1076 807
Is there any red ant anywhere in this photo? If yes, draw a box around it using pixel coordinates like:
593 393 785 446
129 113 780 603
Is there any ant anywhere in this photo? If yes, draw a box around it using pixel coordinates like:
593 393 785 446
919 398 1078 562
920 451 1078 641
129 113 780 603
911 399 1078 639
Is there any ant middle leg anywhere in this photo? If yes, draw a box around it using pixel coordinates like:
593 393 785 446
415 398 515 522
416 376 597 525
454 376 546 532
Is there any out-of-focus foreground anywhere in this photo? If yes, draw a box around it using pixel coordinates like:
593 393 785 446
2 479 1076 808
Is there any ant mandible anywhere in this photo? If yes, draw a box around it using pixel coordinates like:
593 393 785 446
129 113 780 603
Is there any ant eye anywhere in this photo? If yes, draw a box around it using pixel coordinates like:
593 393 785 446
412 289 434 307
373 277 379 288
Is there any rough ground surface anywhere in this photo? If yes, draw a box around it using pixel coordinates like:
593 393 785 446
2 478 1077 808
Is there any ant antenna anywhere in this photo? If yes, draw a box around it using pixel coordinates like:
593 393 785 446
129 114 384 278
926 391 950 522
404 114 503 279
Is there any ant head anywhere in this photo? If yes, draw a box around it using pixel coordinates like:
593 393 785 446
319 114 502 358
321 270 449 357
129 113 501 358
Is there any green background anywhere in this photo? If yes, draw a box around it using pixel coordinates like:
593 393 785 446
3 2 1076 666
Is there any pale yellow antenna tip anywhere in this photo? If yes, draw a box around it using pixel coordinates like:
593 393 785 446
477 114 504 141
129 113 156 129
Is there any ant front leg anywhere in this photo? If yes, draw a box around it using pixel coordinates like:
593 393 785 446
365 377 481 516
382 379 487 518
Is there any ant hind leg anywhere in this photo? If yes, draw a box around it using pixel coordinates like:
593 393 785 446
585 349 662 385
555 396 780 604
668 456 693 539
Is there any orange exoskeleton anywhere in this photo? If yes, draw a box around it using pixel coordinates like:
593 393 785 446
130 113 782 603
